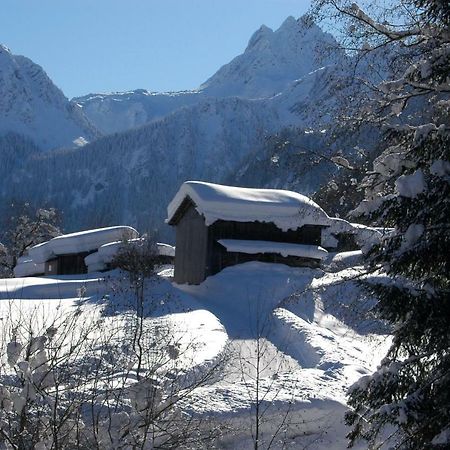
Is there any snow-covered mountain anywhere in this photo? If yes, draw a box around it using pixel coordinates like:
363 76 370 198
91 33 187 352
1 64 371 241
201 16 342 98
74 16 343 135
0 44 99 150
73 89 202 135
0 17 375 239
4 96 281 238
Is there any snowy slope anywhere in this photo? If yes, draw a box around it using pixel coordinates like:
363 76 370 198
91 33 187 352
73 89 202 135
176 262 389 448
201 16 342 99
0 259 390 449
0 273 108 300
0 44 99 150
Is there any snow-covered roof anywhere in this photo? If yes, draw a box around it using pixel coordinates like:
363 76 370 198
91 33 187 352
167 181 330 230
84 240 175 273
13 260 46 278
96 239 175 261
218 239 328 261
28 226 139 264
157 243 176 257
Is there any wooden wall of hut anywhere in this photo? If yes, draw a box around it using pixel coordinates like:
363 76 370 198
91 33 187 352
172 201 326 284
206 220 324 278
173 204 209 284
45 253 89 276
209 220 323 245
214 250 320 273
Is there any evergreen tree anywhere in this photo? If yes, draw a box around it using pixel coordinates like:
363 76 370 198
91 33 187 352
312 0 449 447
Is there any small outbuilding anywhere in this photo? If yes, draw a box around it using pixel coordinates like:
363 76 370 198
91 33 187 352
167 181 331 284
14 226 176 277
15 226 139 277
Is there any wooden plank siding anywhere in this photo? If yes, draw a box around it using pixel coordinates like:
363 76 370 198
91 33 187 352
45 253 89 275
213 251 321 271
173 202 209 284
45 258 59 276
207 220 324 278
209 220 323 245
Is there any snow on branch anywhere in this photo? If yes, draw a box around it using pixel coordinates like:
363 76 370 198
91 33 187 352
348 3 423 41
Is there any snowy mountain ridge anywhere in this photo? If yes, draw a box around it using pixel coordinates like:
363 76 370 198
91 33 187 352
2 59 360 239
0 44 99 150
74 15 343 135
73 89 203 135
3 95 282 237
200 16 343 98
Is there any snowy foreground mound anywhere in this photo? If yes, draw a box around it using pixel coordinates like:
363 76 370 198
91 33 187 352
0 259 389 449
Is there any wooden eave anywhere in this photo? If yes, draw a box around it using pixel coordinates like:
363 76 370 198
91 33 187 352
167 196 198 226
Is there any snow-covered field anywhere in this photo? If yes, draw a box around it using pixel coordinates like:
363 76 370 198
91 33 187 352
0 256 390 449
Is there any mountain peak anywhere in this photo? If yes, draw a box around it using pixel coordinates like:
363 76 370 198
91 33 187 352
277 16 298 32
247 24 273 49
276 14 324 37
200 15 342 98
0 44 15 67
0 44 99 150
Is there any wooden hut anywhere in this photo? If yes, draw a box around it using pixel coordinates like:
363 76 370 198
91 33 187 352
18 226 139 276
167 181 330 284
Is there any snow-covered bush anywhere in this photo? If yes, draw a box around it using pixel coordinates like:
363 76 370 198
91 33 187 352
112 236 160 285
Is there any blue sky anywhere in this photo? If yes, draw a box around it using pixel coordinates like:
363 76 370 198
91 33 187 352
1 0 311 99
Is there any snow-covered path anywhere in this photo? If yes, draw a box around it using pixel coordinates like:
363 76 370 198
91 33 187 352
171 262 389 448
